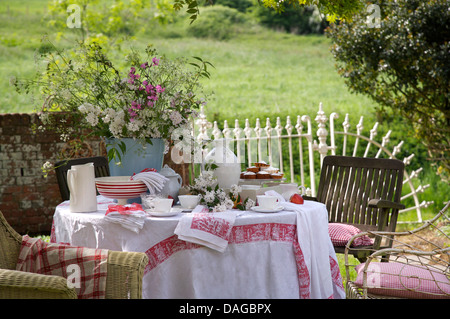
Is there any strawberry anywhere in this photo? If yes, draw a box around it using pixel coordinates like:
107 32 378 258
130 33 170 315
290 193 304 205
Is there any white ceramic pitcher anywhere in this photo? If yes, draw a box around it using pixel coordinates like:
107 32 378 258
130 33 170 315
67 163 98 213
203 139 241 189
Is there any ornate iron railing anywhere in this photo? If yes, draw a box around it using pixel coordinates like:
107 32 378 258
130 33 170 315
192 103 433 223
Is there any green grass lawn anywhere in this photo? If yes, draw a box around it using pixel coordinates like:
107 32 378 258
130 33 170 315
0 0 378 125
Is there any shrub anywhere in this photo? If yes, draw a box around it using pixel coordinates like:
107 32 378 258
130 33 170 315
326 0 450 181
212 0 253 13
251 3 328 34
187 5 250 40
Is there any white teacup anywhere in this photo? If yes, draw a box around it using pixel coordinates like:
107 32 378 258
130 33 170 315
153 198 173 212
178 195 200 209
256 195 278 210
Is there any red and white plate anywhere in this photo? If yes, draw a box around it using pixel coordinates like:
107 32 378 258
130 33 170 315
95 176 148 200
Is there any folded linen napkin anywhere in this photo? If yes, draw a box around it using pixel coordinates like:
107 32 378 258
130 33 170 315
130 168 169 195
104 203 148 233
265 190 346 299
16 235 108 299
174 206 238 252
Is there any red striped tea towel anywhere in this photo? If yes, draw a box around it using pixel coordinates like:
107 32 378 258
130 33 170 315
174 207 238 252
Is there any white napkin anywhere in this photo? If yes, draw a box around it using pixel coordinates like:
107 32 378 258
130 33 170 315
104 203 148 233
265 190 345 299
174 206 238 252
130 171 169 195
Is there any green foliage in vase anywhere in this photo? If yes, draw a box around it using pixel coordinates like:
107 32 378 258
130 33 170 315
12 39 213 158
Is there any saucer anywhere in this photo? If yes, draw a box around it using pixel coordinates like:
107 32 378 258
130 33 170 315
173 205 193 212
146 209 179 217
250 205 284 213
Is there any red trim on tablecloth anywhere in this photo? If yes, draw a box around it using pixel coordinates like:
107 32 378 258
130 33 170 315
330 255 345 293
144 222 311 298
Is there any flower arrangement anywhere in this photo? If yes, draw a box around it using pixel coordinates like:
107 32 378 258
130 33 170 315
188 168 255 212
14 40 212 162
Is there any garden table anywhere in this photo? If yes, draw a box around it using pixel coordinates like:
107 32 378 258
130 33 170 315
51 196 345 299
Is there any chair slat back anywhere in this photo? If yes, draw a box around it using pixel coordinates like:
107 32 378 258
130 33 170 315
317 156 404 231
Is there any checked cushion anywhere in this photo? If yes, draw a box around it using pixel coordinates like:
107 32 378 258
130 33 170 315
328 223 374 247
354 262 450 299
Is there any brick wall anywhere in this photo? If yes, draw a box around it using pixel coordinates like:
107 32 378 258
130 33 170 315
0 113 105 235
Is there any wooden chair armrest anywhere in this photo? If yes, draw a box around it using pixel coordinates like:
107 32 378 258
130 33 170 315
303 196 318 201
0 268 77 299
105 250 149 299
368 198 405 210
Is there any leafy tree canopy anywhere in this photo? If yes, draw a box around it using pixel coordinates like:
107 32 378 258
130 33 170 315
327 0 450 180
174 0 366 23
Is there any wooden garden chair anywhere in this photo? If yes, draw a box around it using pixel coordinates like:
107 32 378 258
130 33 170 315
0 210 148 299
306 155 405 262
55 156 110 201
345 202 450 299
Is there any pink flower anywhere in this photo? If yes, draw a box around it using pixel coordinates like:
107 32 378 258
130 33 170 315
155 85 165 93
140 62 148 69
145 84 154 94
152 57 159 66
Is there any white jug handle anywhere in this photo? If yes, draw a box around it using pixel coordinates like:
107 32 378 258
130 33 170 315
298 185 306 195
177 175 183 186
67 169 77 205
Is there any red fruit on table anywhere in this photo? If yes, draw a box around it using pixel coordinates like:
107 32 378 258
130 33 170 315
290 193 304 205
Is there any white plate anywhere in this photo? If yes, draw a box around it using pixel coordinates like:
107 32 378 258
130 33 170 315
250 205 284 213
146 209 179 217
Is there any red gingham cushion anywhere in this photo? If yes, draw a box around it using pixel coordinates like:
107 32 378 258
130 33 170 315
354 262 450 299
328 223 374 247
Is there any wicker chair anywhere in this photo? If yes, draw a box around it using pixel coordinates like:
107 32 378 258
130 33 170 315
345 202 450 299
305 155 405 261
0 210 148 299
55 156 110 201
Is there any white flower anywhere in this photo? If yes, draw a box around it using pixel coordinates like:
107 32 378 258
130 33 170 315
230 184 241 197
169 110 183 126
127 119 143 132
102 108 116 123
217 190 227 201
213 203 227 212
60 133 70 142
42 161 53 170
245 198 255 210
39 113 50 125
224 198 234 210
204 191 215 203
109 110 125 137
86 112 99 126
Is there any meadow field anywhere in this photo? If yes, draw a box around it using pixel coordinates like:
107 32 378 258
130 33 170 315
0 0 448 220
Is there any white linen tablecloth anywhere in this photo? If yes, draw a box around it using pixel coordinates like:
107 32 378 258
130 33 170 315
51 196 345 299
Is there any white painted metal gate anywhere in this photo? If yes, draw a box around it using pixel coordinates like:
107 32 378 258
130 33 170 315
192 103 433 223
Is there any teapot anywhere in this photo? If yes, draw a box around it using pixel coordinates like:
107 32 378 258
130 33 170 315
158 164 183 203
67 162 98 213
